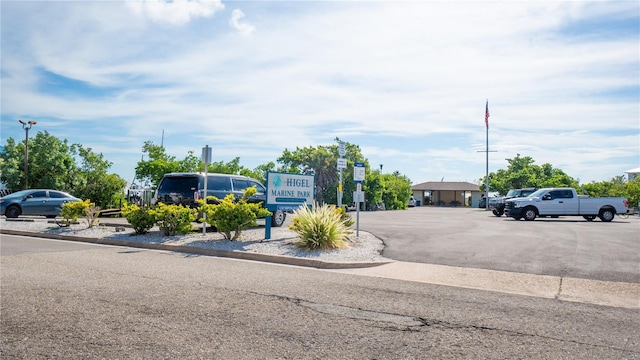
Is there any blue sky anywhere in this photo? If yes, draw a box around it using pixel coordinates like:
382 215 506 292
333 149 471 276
1 0 638 186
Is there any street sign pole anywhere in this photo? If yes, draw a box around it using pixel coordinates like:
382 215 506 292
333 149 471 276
353 161 365 237
201 145 211 235
338 170 343 208
337 142 346 208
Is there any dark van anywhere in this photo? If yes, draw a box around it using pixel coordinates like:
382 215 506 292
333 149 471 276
152 172 286 227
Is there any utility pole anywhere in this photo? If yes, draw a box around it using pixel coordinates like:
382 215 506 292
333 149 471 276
18 120 37 190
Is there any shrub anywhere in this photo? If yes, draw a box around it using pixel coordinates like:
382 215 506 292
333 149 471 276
121 203 156 234
289 203 353 250
85 203 101 228
148 203 198 236
199 186 271 240
60 200 90 227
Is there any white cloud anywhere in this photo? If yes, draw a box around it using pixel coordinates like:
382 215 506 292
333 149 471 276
0 1 638 185
229 9 256 36
126 0 224 25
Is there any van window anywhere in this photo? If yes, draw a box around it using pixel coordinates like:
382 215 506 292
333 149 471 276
208 176 232 191
232 178 249 191
249 181 265 194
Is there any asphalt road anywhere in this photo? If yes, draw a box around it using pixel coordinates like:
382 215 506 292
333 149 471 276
2 235 639 359
355 207 640 283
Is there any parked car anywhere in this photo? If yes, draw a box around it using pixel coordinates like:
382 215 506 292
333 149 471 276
152 172 286 227
408 196 417 207
0 189 80 218
489 187 538 217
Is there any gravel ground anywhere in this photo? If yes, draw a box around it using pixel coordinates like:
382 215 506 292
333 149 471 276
0 219 391 263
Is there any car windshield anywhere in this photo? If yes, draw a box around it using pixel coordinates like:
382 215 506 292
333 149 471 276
505 190 517 197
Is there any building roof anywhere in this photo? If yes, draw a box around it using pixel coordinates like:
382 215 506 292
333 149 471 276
412 181 480 191
625 167 640 174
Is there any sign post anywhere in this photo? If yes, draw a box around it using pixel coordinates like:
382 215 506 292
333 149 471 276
337 141 346 208
201 145 212 234
353 162 365 237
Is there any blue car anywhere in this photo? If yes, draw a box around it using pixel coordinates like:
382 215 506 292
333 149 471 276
0 189 80 218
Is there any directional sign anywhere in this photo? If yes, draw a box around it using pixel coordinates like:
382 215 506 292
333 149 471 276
338 142 346 157
337 158 347 169
354 162 365 182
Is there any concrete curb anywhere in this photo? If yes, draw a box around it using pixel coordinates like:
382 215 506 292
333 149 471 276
0 229 392 270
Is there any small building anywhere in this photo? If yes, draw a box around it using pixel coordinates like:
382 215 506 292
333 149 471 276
411 181 481 207
625 167 640 181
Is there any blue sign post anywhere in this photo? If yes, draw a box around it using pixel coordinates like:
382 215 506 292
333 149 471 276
264 172 315 239
353 162 365 237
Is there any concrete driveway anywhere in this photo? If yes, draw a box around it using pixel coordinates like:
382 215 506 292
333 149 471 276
355 206 640 283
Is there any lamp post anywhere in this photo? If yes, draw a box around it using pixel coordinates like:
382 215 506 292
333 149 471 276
18 120 37 190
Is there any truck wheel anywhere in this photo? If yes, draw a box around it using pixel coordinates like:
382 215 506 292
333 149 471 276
583 215 596 222
5 205 21 218
271 210 286 227
492 210 501 217
513 216 522 221
599 208 615 222
523 207 537 221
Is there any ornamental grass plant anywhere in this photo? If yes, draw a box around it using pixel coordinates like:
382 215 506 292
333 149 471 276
289 203 353 250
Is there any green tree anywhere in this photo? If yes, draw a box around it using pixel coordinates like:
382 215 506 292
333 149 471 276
0 131 126 208
381 171 412 210
72 144 127 208
582 176 639 210
625 177 640 209
134 141 201 188
362 170 412 210
277 139 369 205
482 154 578 195
135 142 273 188
0 137 27 190
241 161 276 184
277 145 339 205
0 131 77 191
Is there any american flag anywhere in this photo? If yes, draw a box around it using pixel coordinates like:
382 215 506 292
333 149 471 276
485 100 490 129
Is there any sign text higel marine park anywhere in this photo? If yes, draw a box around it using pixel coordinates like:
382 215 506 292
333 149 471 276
266 172 315 211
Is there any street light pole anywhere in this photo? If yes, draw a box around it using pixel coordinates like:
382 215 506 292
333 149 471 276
18 120 37 190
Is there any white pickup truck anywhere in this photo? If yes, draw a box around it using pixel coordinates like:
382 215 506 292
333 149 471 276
504 187 628 222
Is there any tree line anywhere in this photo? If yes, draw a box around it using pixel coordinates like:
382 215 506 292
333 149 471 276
1 133 637 210
0 134 413 210
135 138 412 210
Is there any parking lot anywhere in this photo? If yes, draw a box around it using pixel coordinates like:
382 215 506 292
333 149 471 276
356 206 640 283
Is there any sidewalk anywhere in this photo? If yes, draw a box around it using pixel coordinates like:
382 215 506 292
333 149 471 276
332 262 640 310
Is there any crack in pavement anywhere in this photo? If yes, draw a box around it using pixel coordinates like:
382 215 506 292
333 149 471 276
260 293 639 356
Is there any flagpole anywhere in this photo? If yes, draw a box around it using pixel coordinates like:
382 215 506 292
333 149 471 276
484 99 493 210
485 114 489 210
478 100 494 209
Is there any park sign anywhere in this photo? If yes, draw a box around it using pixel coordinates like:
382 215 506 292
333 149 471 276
266 172 315 211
